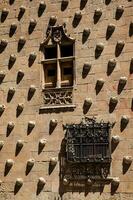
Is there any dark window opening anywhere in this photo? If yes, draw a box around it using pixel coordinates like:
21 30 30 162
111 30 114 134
60 44 73 57
61 63 73 87
44 64 57 88
45 46 57 59
48 69 56 76
63 67 73 75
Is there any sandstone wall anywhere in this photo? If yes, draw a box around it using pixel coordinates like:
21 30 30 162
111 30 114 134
0 0 133 199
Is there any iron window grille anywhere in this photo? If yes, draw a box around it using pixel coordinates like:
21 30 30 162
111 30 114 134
60 118 112 184
64 118 112 164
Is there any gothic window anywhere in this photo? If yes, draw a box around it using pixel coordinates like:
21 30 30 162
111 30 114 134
44 43 74 88
40 24 76 110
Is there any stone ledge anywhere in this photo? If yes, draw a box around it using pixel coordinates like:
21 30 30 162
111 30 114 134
39 104 76 113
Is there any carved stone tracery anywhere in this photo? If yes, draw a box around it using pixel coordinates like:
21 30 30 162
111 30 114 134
43 87 73 106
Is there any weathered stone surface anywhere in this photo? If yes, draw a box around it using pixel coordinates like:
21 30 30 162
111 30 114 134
0 0 133 199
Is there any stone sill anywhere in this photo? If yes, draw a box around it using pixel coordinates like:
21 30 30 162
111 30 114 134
39 104 76 113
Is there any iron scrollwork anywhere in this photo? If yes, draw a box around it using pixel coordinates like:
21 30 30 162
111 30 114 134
60 118 112 185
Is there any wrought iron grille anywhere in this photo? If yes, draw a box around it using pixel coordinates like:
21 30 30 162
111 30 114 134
64 118 111 163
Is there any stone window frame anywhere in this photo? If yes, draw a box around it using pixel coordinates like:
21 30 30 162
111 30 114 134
40 24 76 111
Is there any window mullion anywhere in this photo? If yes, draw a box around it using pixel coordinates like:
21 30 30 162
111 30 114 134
56 43 61 88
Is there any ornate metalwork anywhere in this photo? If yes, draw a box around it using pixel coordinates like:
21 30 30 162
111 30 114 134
60 118 112 185
64 117 111 163
43 87 73 106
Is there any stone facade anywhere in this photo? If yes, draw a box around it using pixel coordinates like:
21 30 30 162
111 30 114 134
0 0 133 199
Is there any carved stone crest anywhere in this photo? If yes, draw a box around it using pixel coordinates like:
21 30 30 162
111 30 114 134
52 29 62 43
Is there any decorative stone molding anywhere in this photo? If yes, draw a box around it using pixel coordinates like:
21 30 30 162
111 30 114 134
10 23 17 30
7 121 15 130
39 138 47 147
96 78 105 86
0 71 6 79
0 141 4 149
2 8 9 15
29 85 36 93
110 97 118 105
74 11 82 19
0 104 5 112
84 98 92 107
10 54 16 62
29 52 37 60
16 178 23 187
20 6 26 12
62 0 69 6
121 115 129 124
111 177 120 187
108 59 116 68
63 177 69 185
38 177 46 186
87 178 92 185
50 119 58 127
19 36 26 44
116 5 124 14
39 1 46 9
50 157 58 165
42 87 74 109
27 158 35 167
117 40 125 49
107 23 115 32
30 19 37 26
28 121 36 128
8 87 15 94
16 140 24 148
112 135 120 144
49 16 57 24
83 28 91 36
95 8 102 16
17 103 24 111
123 156 132 165
83 63 91 72
96 43 104 51
6 159 14 167
18 70 24 77
1 39 8 47
119 76 127 85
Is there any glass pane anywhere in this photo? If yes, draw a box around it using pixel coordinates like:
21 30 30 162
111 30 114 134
44 63 57 88
61 61 73 87
45 46 57 59
60 44 73 57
